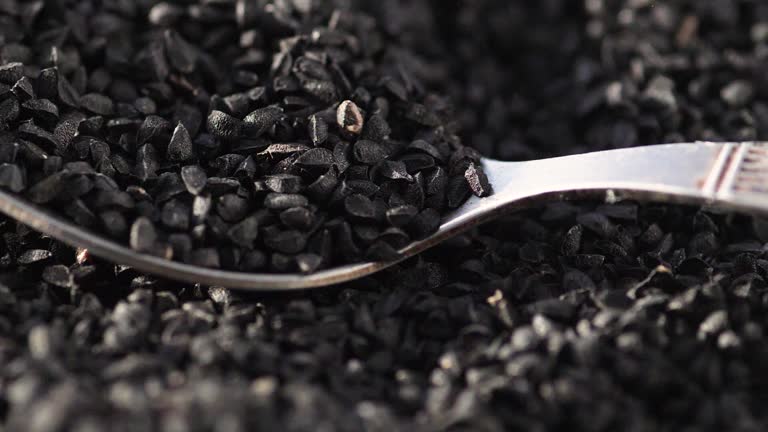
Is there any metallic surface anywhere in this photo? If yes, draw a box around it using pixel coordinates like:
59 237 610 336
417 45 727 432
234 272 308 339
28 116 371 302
0 142 764 290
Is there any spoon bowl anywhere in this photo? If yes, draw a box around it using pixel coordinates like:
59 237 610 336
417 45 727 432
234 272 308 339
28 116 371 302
1 141 764 290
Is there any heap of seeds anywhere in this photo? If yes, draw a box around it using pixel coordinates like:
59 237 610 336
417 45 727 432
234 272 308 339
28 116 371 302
3 1 768 431
0 0 489 273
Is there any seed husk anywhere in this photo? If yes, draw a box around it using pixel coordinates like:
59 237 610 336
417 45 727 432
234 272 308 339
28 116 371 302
337 100 364 134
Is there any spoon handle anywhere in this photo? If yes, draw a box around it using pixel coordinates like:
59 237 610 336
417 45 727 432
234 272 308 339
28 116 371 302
477 142 768 218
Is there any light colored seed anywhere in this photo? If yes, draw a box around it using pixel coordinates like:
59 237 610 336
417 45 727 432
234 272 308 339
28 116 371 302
337 100 363 134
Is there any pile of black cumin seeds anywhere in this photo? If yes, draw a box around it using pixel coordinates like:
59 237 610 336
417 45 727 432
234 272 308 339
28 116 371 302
2 1 768 431
0 0 489 274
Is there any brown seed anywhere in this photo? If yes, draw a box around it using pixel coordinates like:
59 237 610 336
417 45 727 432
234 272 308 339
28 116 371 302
336 100 363 134
76 248 90 264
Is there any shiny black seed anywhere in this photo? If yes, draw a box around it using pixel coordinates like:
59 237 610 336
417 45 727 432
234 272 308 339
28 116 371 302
137 115 172 145
77 117 103 137
344 194 375 220
21 99 58 124
446 175 471 208
294 147 334 169
181 165 207 195
306 168 338 202
207 110 243 139
19 141 49 165
11 76 34 100
243 106 283 138
353 140 388 164
347 180 379 196
301 79 337 103
223 93 250 119
167 123 194 162
264 192 309 210
409 139 443 161
361 113 390 142
265 174 303 193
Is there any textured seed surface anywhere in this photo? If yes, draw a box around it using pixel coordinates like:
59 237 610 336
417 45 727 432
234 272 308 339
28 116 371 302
167 123 194 162
265 174 303 193
207 110 243 139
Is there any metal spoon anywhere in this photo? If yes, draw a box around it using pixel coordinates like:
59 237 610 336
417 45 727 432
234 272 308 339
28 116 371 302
1 141 764 290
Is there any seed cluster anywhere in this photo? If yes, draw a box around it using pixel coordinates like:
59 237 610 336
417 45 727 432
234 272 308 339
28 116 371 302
2 1 768 431
0 0 488 273
376 0 768 160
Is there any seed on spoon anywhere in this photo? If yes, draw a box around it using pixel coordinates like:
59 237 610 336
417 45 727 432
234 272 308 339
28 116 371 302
337 100 363 134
